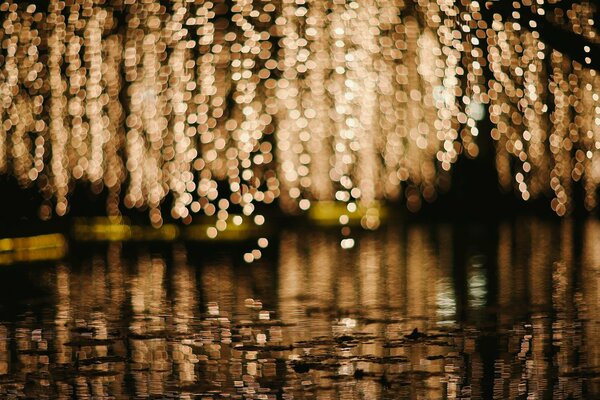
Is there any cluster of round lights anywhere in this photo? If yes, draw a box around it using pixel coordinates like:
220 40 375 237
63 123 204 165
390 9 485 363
0 0 598 248
487 0 600 215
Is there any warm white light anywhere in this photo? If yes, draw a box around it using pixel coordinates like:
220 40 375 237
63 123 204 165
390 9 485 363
0 0 597 220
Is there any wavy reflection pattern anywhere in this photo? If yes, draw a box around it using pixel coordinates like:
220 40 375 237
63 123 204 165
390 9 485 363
0 221 598 398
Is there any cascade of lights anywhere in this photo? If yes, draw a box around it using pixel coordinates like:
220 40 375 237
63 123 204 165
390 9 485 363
0 0 278 239
274 0 490 220
0 0 599 226
487 0 600 215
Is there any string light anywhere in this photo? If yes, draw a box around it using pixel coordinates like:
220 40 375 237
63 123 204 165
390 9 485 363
487 1 600 215
0 0 599 226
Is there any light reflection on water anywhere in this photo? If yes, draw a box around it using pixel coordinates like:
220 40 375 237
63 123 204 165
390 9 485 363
0 219 599 399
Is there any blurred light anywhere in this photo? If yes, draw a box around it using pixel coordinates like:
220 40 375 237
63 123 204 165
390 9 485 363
0 0 597 221
340 238 355 249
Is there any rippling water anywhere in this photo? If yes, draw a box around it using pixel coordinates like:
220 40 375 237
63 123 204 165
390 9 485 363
1 219 599 399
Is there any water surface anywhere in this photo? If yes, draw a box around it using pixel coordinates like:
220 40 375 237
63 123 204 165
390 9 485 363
0 219 599 399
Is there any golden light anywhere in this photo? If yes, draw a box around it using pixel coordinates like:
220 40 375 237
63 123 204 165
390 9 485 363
0 0 598 232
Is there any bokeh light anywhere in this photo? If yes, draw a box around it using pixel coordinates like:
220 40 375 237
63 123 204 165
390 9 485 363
0 0 598 224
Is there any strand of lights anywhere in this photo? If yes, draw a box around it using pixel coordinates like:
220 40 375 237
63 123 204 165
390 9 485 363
1 0 600 229
462 1 488 158
193 0 220 221
275 0 303 213
46 0 69 217
377 0 403 200
166 0 194 224
124 0 168 224
103 33 126 217
275 0 479 221
434 0 462 173
305 0 334 204
548 50 572 216
488 14 550 200
1 4 41 187
486 1 600 215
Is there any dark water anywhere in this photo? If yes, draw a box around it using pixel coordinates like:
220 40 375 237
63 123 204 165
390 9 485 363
0 219 599 399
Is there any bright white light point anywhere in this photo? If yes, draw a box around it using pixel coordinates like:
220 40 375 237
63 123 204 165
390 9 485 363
243 204 255 216
339 214 349 225
299 199 311 210
254 215 265 225
252 249 262 260
341 238 355 249
259 311 270 320
347 203 357 213
256 333 267 344
208 303 219 315
243 253 254 263
338 363 354 376
433 85 453 107
233 215 243 225
467 101 485 121
207 227 218 239
258 238 269 248
340 318 356 328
